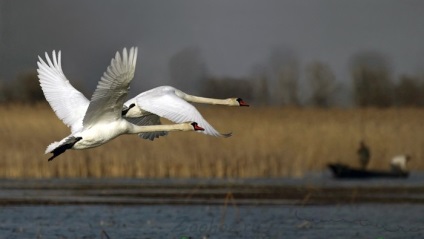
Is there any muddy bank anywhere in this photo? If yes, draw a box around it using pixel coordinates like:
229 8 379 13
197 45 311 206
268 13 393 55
0 177 423 205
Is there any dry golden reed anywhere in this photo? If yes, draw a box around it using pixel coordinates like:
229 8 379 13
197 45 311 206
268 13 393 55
0 103 423 178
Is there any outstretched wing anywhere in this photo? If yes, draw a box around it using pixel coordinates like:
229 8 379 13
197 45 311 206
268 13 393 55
83 47 138 128
135 90 231 137
37 50 89 133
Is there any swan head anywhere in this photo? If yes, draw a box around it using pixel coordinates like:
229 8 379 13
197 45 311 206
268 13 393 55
190 122 205 131
235 98 249 107
122 103 141 117
122 103 135 116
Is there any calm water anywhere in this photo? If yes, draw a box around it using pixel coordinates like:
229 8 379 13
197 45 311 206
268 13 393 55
1 204 423 239
1 172 423 239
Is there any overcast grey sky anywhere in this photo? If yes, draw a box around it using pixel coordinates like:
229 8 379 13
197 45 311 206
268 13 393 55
1 0 424 97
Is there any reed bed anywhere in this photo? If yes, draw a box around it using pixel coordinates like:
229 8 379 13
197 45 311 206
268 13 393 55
0 103 423 178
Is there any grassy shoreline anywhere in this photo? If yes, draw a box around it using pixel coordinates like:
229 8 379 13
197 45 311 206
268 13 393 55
1 103 423 178
1 178 423 205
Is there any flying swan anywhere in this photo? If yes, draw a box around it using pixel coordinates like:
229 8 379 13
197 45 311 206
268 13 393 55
122 86 249 140
37 47 204 161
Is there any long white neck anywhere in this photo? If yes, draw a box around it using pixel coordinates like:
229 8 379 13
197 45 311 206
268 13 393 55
127 122 193 134
175 90 235 106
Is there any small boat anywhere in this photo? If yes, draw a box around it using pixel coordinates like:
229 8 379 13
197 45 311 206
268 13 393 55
328 163 409 179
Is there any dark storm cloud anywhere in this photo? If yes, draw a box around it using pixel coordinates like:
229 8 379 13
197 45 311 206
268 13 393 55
1 0 424 95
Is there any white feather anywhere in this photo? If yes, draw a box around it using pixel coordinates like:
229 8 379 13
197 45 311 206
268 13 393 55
37 50 89 133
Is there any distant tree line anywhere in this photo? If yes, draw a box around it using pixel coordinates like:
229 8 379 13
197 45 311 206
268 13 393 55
1 48 424 108
350 51 424 107
0 69 86 105
0 70 44 103
190 48 424 108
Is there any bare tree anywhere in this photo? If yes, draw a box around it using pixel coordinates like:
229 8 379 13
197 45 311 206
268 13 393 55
350 51 394 107
0 69 87 104
394 74 424 106
0 79 7 103
250 64 269 105
268 48 300 106
201 77 253 100
306 61 337 107
12 70 44 103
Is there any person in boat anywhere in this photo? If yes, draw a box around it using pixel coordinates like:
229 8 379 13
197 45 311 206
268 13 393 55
357 140 371 170
390 155 411 173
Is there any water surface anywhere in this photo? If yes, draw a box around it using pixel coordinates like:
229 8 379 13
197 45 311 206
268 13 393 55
1 172 423 238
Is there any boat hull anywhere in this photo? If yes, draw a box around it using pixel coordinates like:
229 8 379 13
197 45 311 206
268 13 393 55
328 163 409 179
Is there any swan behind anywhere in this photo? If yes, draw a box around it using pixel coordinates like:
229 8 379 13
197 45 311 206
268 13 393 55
123 85 249 140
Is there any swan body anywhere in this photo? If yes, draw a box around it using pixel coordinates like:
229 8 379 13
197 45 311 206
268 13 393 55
37 47 203 161
123 85 249 140
46 120 200 155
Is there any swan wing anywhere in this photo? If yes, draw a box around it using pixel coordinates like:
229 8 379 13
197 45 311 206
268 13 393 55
136 91 230 137
83 47 138 128
37 50 89 133
124 115 168 140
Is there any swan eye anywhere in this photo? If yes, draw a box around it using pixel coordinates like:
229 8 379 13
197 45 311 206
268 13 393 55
129 103 135 108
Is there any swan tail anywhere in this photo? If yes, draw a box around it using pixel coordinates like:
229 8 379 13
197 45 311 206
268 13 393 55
45 141 62 154
45 136 82 161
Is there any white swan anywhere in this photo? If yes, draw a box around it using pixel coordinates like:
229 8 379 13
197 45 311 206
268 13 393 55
37 47 204 161
122 86 249 140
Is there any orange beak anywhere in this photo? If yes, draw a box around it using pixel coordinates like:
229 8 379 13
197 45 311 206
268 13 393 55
237 98 249 107
191 122 205 131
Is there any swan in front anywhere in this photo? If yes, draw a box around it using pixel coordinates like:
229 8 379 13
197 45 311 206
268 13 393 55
122 86 249 140
37 47 204 161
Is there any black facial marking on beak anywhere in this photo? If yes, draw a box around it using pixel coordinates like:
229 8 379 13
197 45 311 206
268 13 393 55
237 98 249 107
191 122 205 131
122 103 136 116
